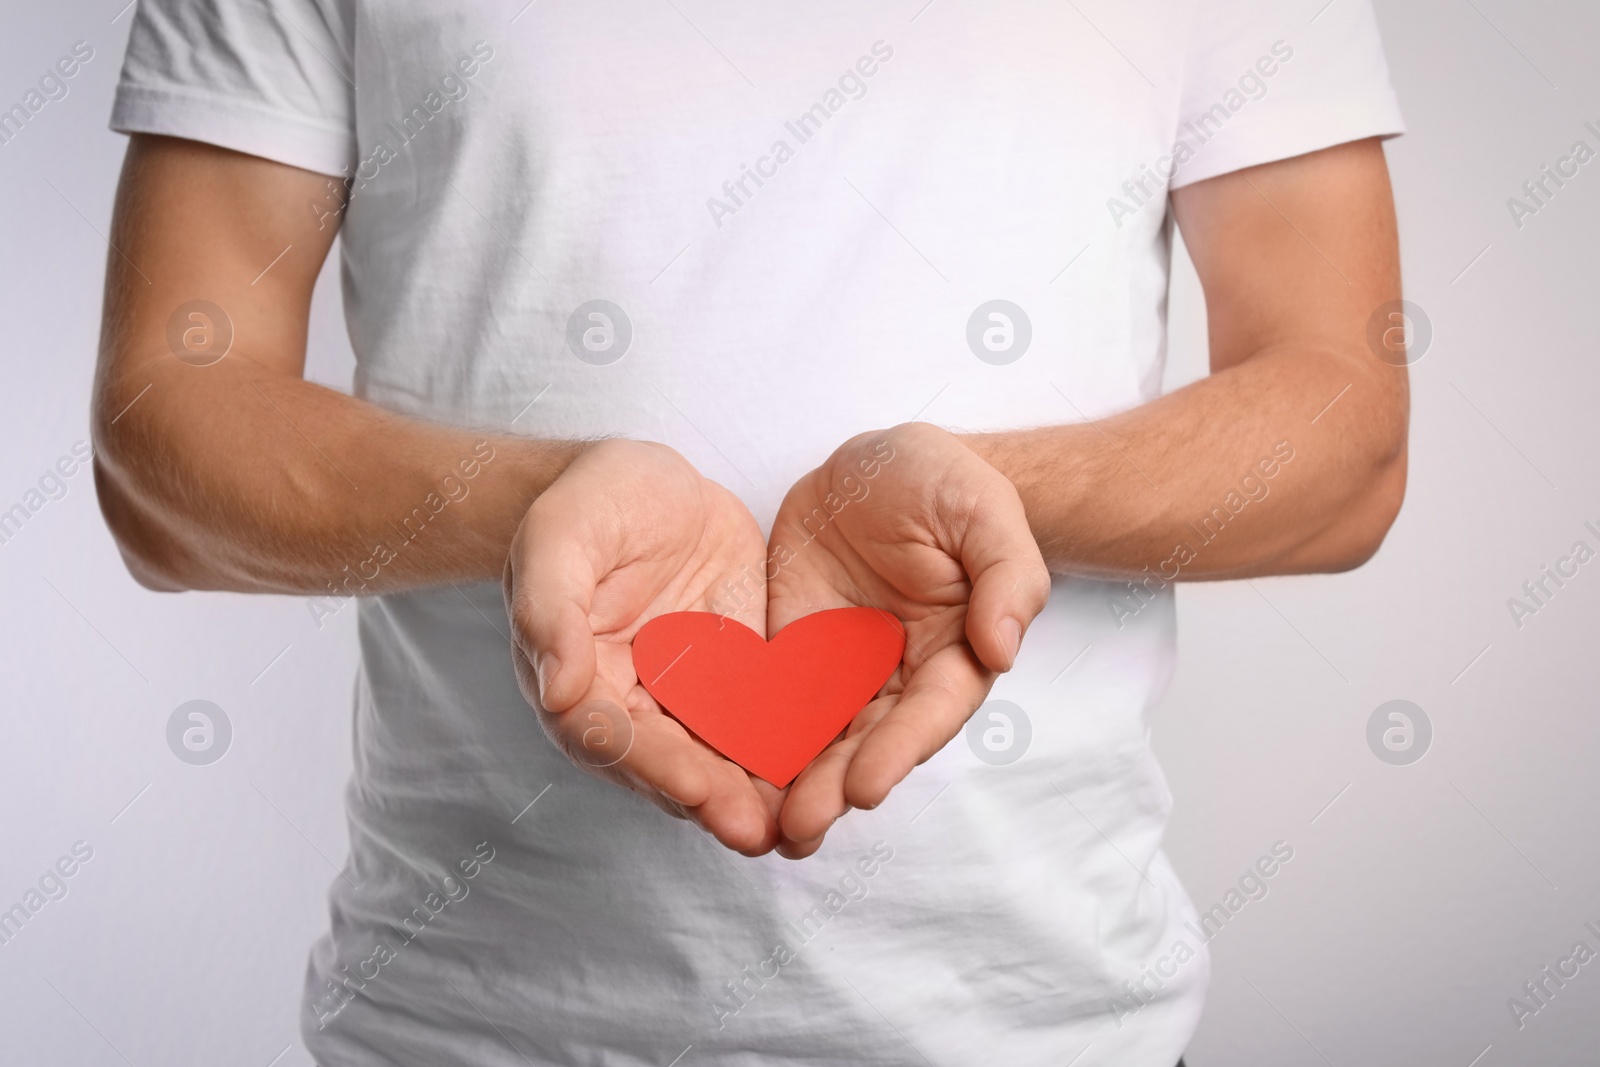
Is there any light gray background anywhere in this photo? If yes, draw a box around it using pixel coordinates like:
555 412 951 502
3 1 1596 1064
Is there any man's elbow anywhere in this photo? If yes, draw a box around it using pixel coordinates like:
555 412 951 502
121 549 190 593
91 448 195 593
1323 448 1408 573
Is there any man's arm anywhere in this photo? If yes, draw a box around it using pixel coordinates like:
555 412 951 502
92 134 582 594
760 139 1406 853
96 135 788 852
967 138 1408 580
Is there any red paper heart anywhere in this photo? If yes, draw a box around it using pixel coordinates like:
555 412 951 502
631 607 906 788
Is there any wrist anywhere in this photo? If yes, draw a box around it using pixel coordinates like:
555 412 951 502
958 427 1101 569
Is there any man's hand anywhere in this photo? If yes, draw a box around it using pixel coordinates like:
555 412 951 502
504 440 785 855
765 424 1051 858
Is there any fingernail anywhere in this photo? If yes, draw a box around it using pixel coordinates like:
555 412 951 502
995 617 1022 670
535 652 561 699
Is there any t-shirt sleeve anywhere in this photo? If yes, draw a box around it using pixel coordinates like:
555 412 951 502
110 0 356 178
1169 0 1404 189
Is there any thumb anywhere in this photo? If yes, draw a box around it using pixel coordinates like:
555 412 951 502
958 482 1051 673
504 504 604 715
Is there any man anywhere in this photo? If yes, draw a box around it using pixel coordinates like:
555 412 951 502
94 1 1407 1063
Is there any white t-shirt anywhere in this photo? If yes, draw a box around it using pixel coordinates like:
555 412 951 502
113 3 1402 1064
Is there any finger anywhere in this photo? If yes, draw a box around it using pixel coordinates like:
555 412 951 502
751 776 790 839
774 695 896 854
562 691 776 854
775 829 829 862
776 734 862 855
505 509 604 714
566 697 710 806
689 758 781 855
958 482 1052 673
843 646 990 811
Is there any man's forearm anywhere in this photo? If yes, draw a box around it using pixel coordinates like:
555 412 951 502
91 135 585 598
93 351 583 595
965 341 1407 581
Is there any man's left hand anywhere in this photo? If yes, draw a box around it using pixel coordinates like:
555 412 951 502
765 423 1051 858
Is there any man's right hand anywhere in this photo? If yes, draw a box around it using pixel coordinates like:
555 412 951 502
503 440 785 855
